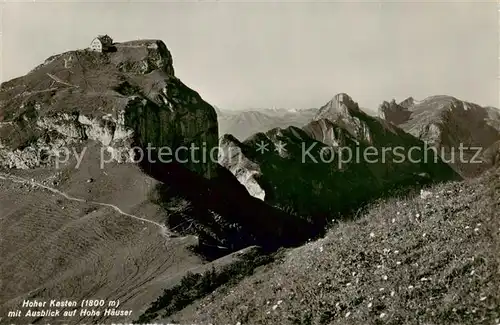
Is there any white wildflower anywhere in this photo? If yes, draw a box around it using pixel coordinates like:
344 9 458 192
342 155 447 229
368 302 373 308
370 232 375 238
420 189 433 199
272 304 278 310
345 312 351 318
380 313 387 318
382 275 388 280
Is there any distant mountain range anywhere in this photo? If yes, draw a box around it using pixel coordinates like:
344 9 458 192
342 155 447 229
216 105 379 141
216 107 319 141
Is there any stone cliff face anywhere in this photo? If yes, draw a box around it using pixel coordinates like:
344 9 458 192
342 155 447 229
302 118 354 148
0 39 218 178
313 93 372 143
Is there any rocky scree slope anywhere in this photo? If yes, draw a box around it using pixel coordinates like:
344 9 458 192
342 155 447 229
220 93 459 227
0 39 218 178
378 96 500 176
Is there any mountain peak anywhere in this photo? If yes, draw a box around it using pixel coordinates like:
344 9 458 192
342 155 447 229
21 38 176 80
399 97 415 108
0 37 218 177
331 93 358 109
313 93 360 121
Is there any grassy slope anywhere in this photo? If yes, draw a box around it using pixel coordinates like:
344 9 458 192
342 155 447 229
168 168 499 325
0 144 205 325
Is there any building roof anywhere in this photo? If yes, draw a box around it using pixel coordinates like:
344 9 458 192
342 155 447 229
95 35 113 45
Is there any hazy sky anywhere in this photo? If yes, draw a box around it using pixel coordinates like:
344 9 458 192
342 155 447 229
1 0 498 111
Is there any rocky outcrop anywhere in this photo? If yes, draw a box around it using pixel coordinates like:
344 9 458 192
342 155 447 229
0 39 218 178
218 135 265 200
378 95 500 176
378 99 412 125
302 118 354 148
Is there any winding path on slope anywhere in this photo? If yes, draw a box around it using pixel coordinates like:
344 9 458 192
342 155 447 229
0 172 174 238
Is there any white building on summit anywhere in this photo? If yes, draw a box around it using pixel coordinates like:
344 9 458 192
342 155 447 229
89 35 113 52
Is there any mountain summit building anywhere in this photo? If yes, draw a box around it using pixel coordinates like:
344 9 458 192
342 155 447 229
89 35 113 52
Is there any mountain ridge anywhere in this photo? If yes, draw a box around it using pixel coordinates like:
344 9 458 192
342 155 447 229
378 95 500 176
219 93 460 224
